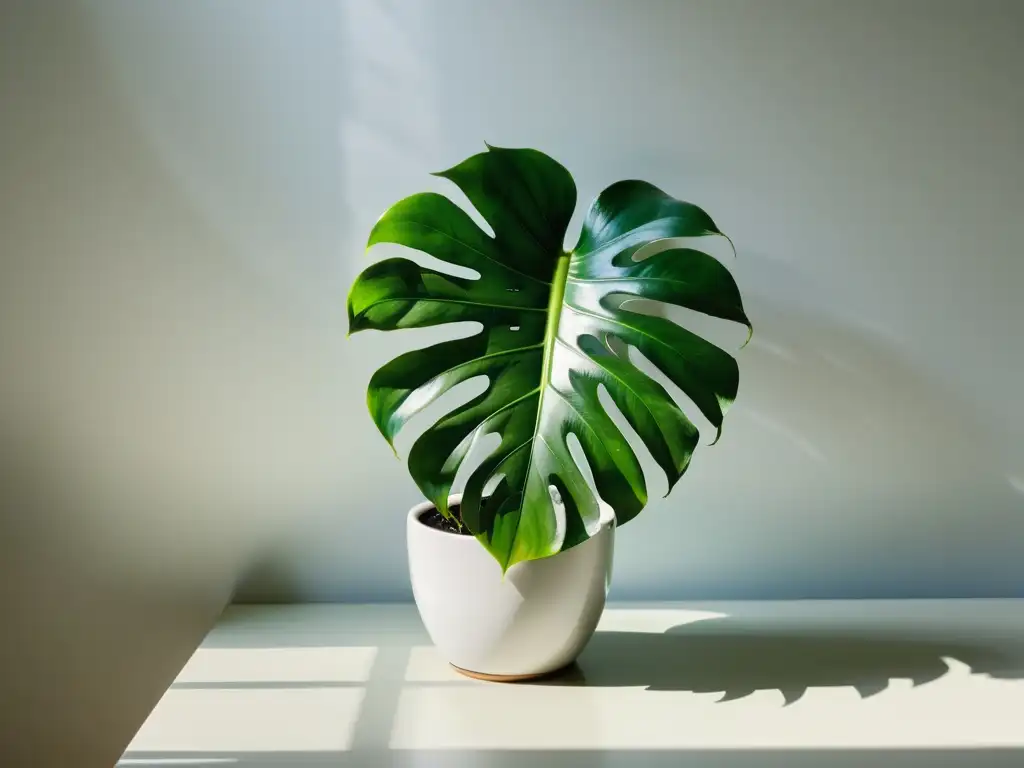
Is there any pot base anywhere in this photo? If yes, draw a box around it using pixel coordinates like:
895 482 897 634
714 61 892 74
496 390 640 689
449 661 574 683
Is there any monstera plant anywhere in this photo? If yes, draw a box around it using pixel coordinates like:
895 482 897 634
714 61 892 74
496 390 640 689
348 145 749 680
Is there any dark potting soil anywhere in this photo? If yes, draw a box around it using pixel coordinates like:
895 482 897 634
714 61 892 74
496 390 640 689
419 504 474 536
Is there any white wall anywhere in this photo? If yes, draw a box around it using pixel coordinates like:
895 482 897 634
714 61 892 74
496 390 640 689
3 1 1024 758
2 0 1022 761
232 0 1021 601
5 0 1024 608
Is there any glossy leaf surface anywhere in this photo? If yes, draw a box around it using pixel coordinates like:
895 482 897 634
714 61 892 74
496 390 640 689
348 146 749 571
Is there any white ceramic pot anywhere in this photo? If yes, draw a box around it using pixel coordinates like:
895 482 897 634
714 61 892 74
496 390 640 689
407 493 615 681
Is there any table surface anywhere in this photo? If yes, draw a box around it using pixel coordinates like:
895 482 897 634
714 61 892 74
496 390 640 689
119 600 1024 767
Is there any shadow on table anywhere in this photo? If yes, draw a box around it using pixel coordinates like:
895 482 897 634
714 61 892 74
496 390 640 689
122 612 1024 766
545 615 1024 703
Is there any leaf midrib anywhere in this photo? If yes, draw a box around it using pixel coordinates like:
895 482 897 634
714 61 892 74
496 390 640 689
501 252 572 571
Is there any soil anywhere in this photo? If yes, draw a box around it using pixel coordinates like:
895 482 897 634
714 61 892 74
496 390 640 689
419 504 474 536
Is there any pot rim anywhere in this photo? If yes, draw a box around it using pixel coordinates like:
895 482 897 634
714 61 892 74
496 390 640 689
408 493 476 543
408 492 616 543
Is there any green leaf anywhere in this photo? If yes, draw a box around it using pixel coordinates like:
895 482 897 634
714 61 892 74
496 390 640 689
348 146 750 571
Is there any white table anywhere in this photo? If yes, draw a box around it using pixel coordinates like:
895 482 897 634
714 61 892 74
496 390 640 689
120 600 1024 766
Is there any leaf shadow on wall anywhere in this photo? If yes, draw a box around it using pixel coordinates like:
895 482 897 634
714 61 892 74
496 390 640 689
546 614 1024 703
612 254 1024 599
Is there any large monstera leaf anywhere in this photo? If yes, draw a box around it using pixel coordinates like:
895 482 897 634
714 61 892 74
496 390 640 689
348 146 749 571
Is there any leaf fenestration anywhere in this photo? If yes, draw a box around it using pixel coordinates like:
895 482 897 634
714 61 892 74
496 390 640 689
348 146 749 571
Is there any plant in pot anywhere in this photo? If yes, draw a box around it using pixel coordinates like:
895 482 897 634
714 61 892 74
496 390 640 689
348 146 749 681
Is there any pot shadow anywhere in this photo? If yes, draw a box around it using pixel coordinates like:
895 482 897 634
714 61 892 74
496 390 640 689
543 616 1024 704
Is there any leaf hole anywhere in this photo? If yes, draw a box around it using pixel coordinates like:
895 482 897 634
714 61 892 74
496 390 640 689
439 187 497 239
613 294 747 351
595 384 668 499
506 287 520 293
566 432 597 493
392 373 489 459
510 325 520 331
548 481 568 548
626 347 717 445
450 430 502 495
385 247 481 280
565 434 604 537
548 484 563 506
482 471 505 498
632 235 733 263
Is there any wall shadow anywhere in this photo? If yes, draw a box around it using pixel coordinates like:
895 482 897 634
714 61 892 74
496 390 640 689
613 283 1024 600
